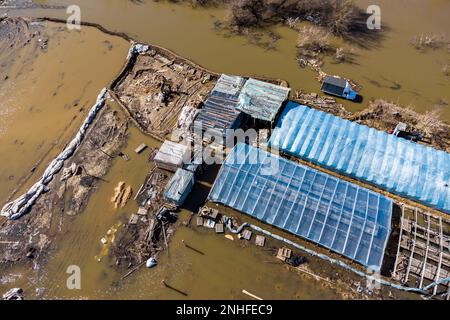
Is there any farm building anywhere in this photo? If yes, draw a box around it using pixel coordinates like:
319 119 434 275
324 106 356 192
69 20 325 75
164 168 195 206
154 140 191 172
209 143 393 270
269 102 450 214
236 78 290 122
193 75 246 143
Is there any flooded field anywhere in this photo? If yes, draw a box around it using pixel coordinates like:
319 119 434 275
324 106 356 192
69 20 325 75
0 0 448 300
0 19 130 206
3 0 449 120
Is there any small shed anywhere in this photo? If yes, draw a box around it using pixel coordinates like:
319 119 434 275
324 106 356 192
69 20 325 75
236 78 290 122
211 74 246 98
193 74 246 144
154 140 191 172
163 168 195 206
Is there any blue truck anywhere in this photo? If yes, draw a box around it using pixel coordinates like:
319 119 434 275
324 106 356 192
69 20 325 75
321 75 358 101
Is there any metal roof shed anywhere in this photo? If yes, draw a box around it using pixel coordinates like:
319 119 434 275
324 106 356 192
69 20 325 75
164 168 195 206
237 78 290 122
193 74 245 142
209 143 393 270
154 140 191 172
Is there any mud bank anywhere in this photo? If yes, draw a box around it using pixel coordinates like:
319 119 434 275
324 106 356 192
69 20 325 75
0 101 128 266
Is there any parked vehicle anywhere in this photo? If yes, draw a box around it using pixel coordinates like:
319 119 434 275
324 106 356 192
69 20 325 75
321 75 358 101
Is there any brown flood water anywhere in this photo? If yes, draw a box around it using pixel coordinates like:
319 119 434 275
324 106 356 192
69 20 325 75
5 0 450 120
0 20 130 206
0 0 447 300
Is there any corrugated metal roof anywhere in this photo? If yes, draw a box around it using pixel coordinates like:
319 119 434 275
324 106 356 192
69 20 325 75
209 143 393 270
194 95 243 136
323 75 347 88
154 140 191 172
164 168 194 206
211 74 246 98
237 78 290 122
269 102 450 214
193 74 245 138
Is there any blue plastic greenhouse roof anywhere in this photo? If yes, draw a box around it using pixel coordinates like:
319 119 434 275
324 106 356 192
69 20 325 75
209 143 393 270
269 102 450 214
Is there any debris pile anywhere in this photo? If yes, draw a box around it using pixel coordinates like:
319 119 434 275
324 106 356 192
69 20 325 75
349 99 450 152
294 90 351 117
113 45 216 139
2 288 24 300
111 168 179 269
111 182 133 209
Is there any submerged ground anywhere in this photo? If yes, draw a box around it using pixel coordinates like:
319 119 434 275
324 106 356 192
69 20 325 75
0 0 448 300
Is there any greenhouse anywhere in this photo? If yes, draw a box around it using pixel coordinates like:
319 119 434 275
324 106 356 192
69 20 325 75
209 143 393 270
269 102 450 214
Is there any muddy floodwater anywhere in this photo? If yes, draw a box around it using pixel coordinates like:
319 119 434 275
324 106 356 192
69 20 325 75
0 20 130 206
4 0 450 120
0 0 447 300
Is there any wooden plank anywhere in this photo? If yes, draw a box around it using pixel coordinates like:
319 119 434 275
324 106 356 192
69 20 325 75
255 235 266 247
277 247 292 261
135 143 148 154
404 208 418 283
241 229 252 241
419 213 431 288
434 217 444 295
215 223 224 233
407 256 449 282
196 216 204 227
393 205 406 277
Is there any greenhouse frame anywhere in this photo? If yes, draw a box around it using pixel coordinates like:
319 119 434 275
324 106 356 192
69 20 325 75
269 102 450 214
209 143 393 270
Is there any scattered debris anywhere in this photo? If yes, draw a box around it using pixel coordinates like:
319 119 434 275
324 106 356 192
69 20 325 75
60 163 78 181
241 229 252 241
113 45 215 139
2 288 24 300
203 219 216 229
137 207 148 216
128 214 139 225
255 235 266 247
215 223 224 233
134 143 147 154
145 257 157 268
225 234 234 241
276 247 292 262
111 182 133 209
